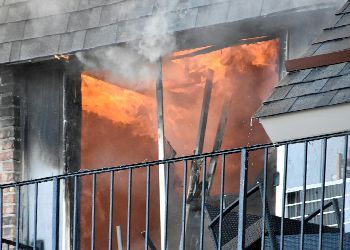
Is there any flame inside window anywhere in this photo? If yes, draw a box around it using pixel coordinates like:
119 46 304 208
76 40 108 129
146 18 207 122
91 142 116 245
80 39 279 249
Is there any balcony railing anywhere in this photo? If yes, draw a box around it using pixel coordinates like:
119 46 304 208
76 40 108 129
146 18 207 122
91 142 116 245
0 131 350 249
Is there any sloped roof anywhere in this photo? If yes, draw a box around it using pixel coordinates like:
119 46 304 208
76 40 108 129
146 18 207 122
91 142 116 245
0 0 343 64
255 0 350 118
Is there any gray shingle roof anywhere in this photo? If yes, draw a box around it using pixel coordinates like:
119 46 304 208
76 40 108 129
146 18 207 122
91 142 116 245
0 0 343 64
303 1 350 57
255 1 350 118
255 62 350 117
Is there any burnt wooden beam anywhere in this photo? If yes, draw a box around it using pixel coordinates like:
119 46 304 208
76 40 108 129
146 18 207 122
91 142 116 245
207 94 231 194
181 70 214 249
285 49 350 72
195 69 214 155
187 69 214 201
172 36 273 60
165 138 176 159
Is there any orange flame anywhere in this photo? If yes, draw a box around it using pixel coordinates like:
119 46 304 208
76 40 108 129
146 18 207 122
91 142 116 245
80 39 279 249
81 73 157 139
162 40 279 155
81 39 279 157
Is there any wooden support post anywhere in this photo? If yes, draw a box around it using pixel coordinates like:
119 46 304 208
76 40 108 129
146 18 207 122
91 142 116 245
156 58 166 250
195 69 214 155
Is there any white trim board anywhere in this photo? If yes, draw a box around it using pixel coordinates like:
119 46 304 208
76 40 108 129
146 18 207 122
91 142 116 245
259 103 350 143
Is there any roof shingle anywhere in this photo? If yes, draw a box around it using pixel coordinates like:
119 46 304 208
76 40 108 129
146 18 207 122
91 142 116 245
255 0 350 118
0 0 343 64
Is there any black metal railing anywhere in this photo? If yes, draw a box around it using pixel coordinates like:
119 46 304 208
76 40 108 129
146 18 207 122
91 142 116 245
0 131 350 249
1 238 34 250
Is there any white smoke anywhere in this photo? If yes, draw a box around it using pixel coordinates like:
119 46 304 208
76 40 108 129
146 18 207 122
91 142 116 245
23 0 178 84
136 13 177 63
76 46 156 90
76 0 179 84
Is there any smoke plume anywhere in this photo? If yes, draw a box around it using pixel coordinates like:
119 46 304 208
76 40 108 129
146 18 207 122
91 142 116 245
76 0 178 84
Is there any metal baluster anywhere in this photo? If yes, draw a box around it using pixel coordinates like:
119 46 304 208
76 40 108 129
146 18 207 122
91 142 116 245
199 157 207 250
15 186 21 250
218 154 226 249
238 149 248 249
164 163 169 250
319 139 327 250
300 142 308 250
52 178 60 250
318 139 327 250
91 174 96 250
261 148 268 250
340 136 348 249
73 176 78 250
127 169 133 250
33 183 38 250
181 160 188 250
0 188 3 250
280 145 289 250
108 172 115 250
145 166 150 250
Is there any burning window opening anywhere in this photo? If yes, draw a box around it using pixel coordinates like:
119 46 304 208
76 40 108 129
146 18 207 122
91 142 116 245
79 39 279 249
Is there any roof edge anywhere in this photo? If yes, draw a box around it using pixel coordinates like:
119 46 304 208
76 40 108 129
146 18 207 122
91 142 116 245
285 49 350 72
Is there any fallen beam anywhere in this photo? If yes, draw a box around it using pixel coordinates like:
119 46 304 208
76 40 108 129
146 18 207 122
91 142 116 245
207 93 231 194
187 69 214 201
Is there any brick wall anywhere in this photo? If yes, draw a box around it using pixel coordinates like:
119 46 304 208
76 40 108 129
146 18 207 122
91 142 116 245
0 67 21 241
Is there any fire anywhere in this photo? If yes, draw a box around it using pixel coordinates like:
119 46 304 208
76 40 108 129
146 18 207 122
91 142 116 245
80 39 279 249
81 41 278 152
81 73 157 139
162 40 279 155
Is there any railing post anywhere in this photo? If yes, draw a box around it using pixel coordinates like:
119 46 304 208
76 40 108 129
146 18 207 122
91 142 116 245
199 157 207 250
180 160 187 250
164 163 169 250
72 176 78 250
280 145 289 250
52 178 60 250
15 186 20 250
91 174 96 250
340 135 348 249
238 148 248 249
260 148 278 250
127 169 133 250
300 141 308 250
319 139 327 250
0 188 3 250
145 166 151 250
218 154 226 249
33 183 38 250
108 172 115 250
